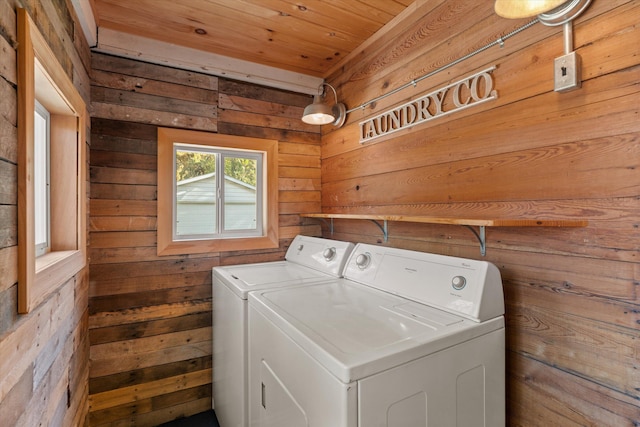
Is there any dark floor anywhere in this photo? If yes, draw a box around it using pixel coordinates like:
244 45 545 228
158 409 220 427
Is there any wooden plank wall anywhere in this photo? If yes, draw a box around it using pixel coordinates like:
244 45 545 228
88 52 321 425
320 0 639 425
0 0 91 426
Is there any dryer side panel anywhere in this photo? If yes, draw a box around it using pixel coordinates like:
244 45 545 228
213 279 248 426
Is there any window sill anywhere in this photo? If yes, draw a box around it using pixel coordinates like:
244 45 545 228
32 250 85 309
157 234 279 256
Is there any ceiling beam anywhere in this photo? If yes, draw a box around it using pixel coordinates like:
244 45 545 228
70 2 323 95
69 0 97 47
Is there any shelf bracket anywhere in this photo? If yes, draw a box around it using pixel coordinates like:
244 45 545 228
317 218 334 235
313 217 388 241
464 225 487 256
370 219 389 242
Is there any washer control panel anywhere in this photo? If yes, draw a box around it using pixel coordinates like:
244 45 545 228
285 235 355 277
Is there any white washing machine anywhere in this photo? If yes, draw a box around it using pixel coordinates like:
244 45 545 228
212 235 355 427
248 243 505 427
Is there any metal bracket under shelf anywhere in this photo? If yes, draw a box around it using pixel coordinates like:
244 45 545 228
464 225 487 256
314 217 487 256
319 218 389 242
317 218 334 234
370 219 389 242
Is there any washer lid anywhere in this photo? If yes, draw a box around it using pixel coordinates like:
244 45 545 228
250 280 504 383
213 236 354 299
214 262 336 299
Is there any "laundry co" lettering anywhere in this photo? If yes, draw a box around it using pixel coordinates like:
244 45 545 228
359 66 497 143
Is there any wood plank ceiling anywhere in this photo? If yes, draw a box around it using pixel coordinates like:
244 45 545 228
92 0 414 79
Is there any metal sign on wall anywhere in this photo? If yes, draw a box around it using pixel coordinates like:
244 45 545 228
359 66 497 144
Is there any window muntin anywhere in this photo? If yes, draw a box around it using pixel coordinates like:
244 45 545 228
173 144 263 240
34 101 50 257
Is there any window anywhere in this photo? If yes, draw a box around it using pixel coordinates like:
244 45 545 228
17 9 87 313
34 101 50 257
174 145 262 239
157 128 278 255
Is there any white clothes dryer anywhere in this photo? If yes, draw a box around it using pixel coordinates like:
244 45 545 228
248 243 505 427
212 235 354 427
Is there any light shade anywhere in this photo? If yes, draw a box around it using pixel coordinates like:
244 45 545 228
494 0 567 19
495 0 591 26
302 95 335 125
301 83 346 127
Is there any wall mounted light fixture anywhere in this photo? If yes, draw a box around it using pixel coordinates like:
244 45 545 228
494 0 591 92
301 83 346 127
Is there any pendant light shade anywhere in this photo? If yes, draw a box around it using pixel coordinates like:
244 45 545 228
301 83 346 127
494 0 567 18
302 95 335 125
494 0 591 26
494 0 592 94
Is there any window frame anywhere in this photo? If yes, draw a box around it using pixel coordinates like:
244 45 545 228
173 144 264 240
17 9 87 314
157 127 278 255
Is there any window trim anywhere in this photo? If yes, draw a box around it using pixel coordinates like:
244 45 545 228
17 9 87 314
157 127 279 255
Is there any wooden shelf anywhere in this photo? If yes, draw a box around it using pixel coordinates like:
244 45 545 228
302 213 587 227
301 213 588 256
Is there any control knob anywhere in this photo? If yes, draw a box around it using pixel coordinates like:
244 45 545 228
323 247 337 261
452 276 467 290
355 252 371 269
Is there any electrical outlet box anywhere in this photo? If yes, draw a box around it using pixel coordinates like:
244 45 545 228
554 51 581 92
